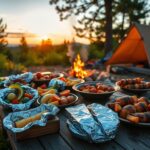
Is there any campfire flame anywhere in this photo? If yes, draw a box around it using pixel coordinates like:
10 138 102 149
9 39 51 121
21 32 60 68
70 54 87 79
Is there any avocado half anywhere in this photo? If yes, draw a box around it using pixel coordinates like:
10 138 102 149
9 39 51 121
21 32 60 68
9 84 24 100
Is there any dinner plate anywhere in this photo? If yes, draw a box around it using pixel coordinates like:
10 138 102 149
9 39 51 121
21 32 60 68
121 87 150 94
106 102 150 127
37 93 79 108
119 117 150 127
116 81 150 94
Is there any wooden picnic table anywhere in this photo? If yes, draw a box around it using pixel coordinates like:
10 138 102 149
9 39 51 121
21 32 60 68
1 73 150 150
1 93 150 150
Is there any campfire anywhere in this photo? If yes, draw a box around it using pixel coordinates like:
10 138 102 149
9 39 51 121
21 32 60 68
69 54 87 79
69 54 108 80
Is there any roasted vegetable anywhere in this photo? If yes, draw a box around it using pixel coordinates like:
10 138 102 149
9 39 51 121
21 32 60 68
124 83 150 89
126 115 139 123
78 83 114 93
109 103 122 112
117 78 143 86
115 96 137 106
119 105 136 118
117 77 150 90
133 112 150 123
133 113 147 123
108 93 150 124
137 97 149 105
134 102 147 112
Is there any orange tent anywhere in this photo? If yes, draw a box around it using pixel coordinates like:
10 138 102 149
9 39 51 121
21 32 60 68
106 23 150 66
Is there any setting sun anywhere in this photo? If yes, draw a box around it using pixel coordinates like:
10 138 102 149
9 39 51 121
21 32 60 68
39 35 49 41
0 0 89 46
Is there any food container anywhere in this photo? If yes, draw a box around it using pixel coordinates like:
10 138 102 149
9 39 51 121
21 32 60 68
73 81 116 104
32 72 64 87
37 93 79 108
3 104 60 140
4 72 33 87
0 85 38 111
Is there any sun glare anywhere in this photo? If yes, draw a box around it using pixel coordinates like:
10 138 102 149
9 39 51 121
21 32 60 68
39 35 49 40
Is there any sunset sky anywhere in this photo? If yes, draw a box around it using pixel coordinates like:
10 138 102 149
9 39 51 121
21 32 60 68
0 0 89 45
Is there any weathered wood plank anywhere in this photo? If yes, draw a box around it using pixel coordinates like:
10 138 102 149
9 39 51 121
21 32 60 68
114 124 150 150
7 131 43 150
38 134 72 150
15 139 44 150
58 111 125 150
134 127 150 148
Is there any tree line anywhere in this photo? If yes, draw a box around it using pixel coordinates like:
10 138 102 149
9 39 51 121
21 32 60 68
0 18 70 76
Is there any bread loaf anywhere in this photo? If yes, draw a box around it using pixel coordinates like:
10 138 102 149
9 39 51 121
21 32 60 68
15 111 47 128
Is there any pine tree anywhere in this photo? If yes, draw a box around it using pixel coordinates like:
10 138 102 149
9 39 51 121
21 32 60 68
49 0 114 54
114 0 150 40
19 36 29 63
0 18 7 52
20 36 28 53
0 18 13 60
50 0 150 53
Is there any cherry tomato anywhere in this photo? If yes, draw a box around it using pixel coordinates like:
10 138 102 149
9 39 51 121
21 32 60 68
24 93 33 99
40 84 47 89
36 72 43 79
12 99 19 104
44 75 50 80
59 77 67 82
